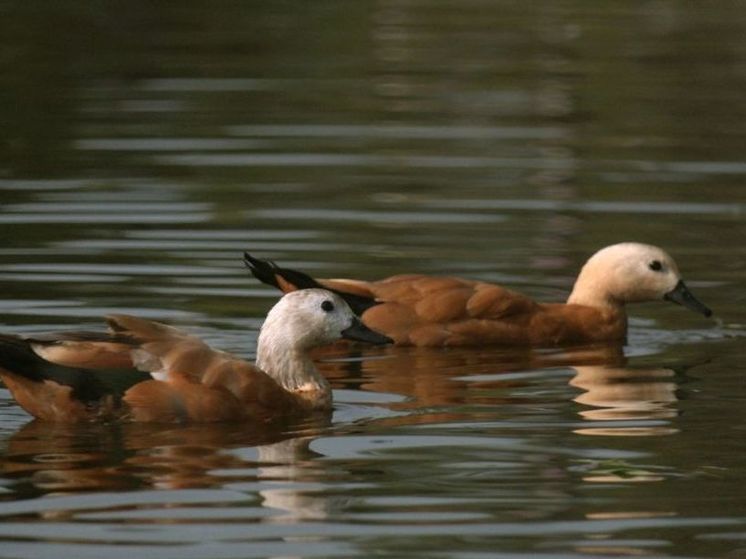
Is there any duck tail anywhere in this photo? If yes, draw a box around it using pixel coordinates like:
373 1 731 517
243 252 324 293
243 252 379 315
0 334 49 383
0 333 148 406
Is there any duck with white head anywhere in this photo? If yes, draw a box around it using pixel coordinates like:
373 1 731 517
0 288 392 422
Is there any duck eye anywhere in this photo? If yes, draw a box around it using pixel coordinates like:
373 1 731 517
648 260 663 272
321 300 335 312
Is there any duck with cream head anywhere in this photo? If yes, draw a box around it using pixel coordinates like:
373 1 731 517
244 243 712 347
0 289 392 422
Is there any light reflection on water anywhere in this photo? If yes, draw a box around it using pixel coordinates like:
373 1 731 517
0 204 742 559
2 1 746 558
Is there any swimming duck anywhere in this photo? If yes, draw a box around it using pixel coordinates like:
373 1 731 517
244 243 712 347
0 289 392 422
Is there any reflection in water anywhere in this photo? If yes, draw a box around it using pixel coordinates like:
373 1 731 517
0 343 682 495
571 365 679 437
1 416 330 494
0 0 744 556
0 344 720 559
256 436 332 523
318 342 682 438
319 342 622 405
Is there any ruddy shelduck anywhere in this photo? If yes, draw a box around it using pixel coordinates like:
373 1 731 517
0 289 392 422
244 243 712 347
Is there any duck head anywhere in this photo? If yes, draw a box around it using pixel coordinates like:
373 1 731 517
255 289 391 398
568 243 712 317
258 289 392 353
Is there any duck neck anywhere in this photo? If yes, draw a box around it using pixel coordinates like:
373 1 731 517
566 276 625 316
255 336 330 397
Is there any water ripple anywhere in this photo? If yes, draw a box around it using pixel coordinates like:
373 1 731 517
422 198 744 216
227 124 567 140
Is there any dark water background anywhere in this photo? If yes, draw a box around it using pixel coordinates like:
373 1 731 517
1 2 745 557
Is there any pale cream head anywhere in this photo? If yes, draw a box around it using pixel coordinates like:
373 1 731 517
568 243 687 308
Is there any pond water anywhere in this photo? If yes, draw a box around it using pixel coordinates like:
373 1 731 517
1 1 746 558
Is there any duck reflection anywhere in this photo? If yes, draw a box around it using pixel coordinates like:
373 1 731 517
570 365 679 436
255 436 332 522
317 342 622 405
0 415 330 493
316 343 680 436
0 415 347 528
0 343 682 499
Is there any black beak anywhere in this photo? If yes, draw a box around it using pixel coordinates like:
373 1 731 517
341 317 393 345
664 280 712 317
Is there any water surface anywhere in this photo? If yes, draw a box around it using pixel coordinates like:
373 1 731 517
1 2 746 558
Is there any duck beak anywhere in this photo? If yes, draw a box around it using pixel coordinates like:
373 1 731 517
341 317 393 345
664 280 713 317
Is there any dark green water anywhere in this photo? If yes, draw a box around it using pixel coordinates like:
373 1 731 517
1 2 745 557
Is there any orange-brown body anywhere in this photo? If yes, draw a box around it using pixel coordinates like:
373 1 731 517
244 243 711 348
288 275 626 347
0 319 318 424
0 289 390 423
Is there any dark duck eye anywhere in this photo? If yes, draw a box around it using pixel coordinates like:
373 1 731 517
648 260 663 272
321 300 335 312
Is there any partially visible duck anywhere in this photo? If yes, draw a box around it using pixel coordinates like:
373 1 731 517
0 289 392 422
244 243 712 347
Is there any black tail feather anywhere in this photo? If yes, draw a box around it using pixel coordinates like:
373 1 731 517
243 252 379 315
0 334 149 404
243 252 322 291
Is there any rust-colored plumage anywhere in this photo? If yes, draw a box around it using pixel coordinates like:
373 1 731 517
0 289 391 423
245 243 712 347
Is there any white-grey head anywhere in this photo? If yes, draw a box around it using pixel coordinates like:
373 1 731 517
258 288 392 353
255 289 391 396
